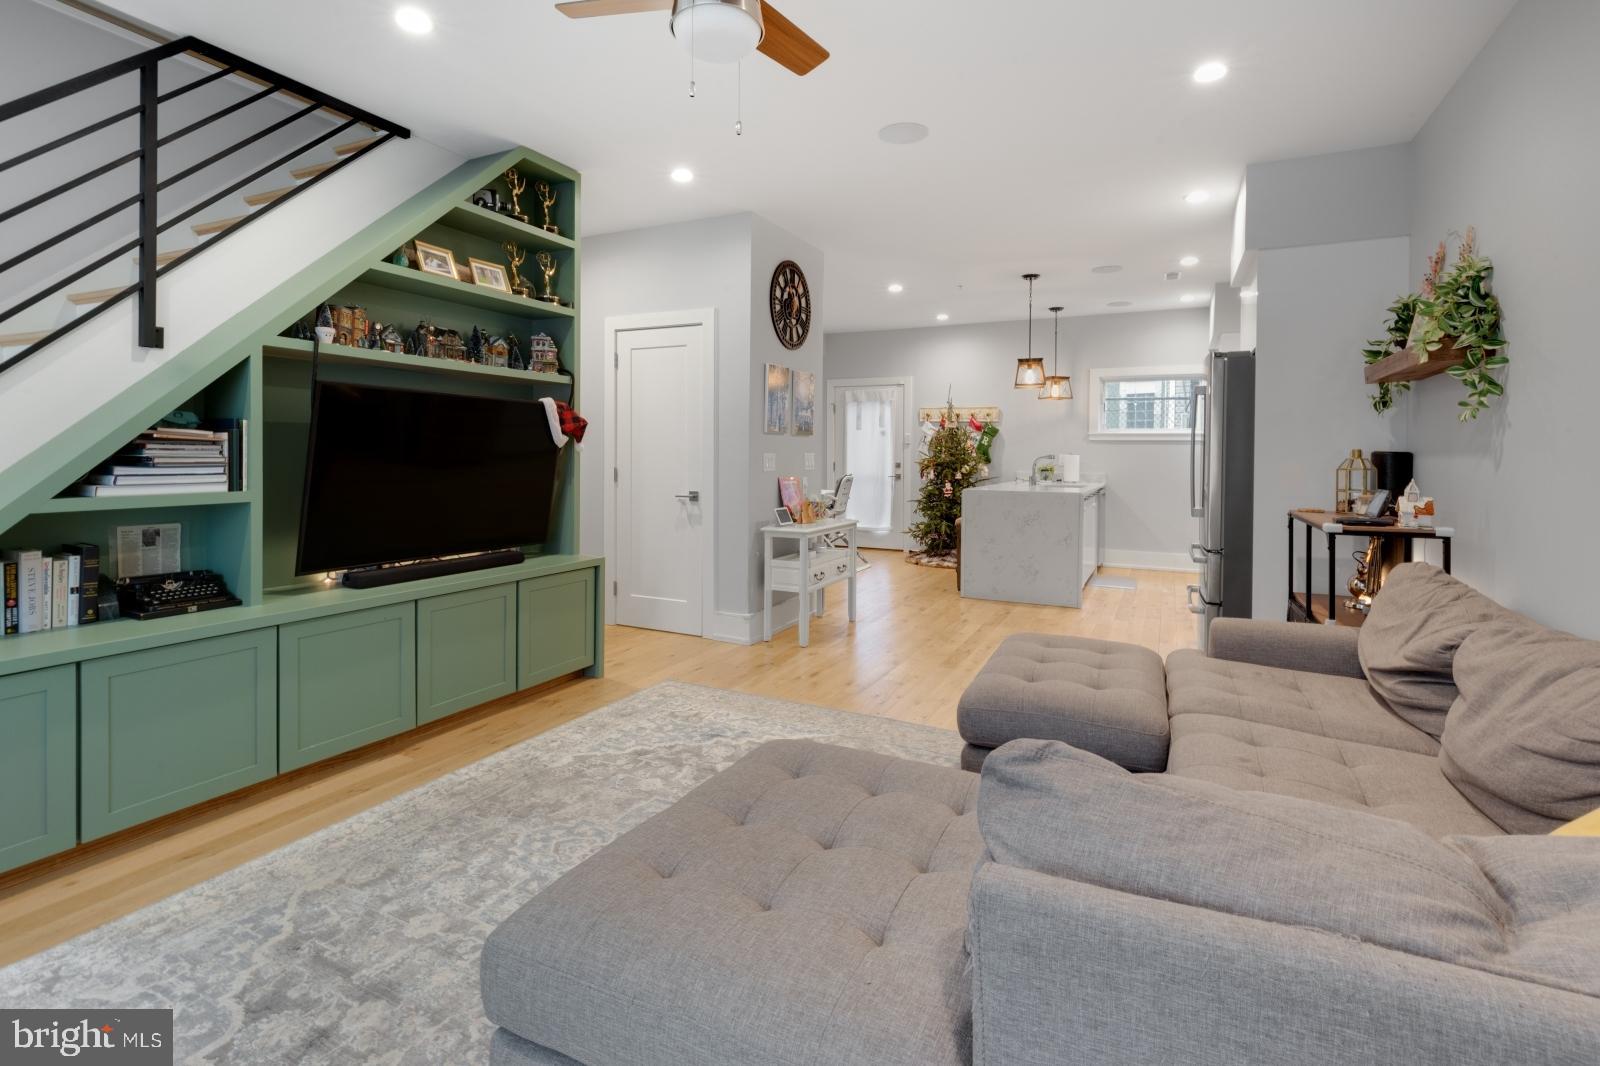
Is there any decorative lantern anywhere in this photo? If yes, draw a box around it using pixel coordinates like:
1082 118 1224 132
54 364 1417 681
1335 448 1375 513
1013 273 1047 388
1041 305 1073 401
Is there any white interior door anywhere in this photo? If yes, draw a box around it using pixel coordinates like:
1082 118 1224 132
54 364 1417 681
829 379 911 550
616 324 706 634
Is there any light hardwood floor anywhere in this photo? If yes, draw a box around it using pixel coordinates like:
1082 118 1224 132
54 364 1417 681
0 552 1197 966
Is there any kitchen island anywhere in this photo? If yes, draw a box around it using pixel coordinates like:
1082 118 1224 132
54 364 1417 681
960 479 1106 608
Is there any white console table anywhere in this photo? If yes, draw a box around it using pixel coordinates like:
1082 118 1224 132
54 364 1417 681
761 518 859 647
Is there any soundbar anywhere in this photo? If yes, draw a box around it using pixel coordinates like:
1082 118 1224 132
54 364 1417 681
340 549 526 589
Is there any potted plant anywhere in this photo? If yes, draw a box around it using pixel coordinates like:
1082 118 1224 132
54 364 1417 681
1361 294 1421 414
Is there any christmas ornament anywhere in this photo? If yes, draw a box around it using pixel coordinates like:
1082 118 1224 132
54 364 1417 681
943 481 953 498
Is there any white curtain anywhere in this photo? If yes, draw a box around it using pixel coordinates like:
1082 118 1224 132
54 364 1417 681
840 387 898 531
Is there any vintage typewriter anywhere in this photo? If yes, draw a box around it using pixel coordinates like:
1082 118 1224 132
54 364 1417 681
115 569 241 620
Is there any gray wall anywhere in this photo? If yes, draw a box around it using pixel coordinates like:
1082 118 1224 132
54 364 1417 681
825 309 1210 567
1402 0 1599 635
581 211 826 632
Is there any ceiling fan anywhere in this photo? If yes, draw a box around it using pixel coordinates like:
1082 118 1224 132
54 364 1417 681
556 0 830 76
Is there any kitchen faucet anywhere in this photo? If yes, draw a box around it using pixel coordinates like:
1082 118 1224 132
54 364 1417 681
1030 454 1058 485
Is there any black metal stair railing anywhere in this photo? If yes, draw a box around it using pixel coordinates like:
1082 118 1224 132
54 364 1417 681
0 35 410 374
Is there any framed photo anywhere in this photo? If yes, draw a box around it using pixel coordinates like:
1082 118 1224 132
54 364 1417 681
469 258 511 292
764 363 791 435
413 240 458 280
792 369 816 436
777 475 804 518
773 507 794 526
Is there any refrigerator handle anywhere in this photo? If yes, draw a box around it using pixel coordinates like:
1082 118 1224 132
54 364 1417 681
1186 584 1207 615
1189 383 1208 518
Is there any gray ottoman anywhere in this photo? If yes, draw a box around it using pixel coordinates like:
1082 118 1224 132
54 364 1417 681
481 739 982 1066
958 634 1170 772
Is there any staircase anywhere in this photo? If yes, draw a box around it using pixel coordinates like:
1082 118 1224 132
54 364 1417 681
0 35 408 374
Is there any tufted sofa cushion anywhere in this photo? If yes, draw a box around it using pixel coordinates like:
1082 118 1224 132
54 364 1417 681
1165 713 1501 837
1165 649 1439 755
481 740 982 1066
958 634 1169 771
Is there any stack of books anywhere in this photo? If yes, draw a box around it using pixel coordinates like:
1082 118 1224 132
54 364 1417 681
2 544 99 635
68 421 245 497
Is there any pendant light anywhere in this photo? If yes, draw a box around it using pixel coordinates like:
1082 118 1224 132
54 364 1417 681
1041 305 1073 401
1013 273 1046 388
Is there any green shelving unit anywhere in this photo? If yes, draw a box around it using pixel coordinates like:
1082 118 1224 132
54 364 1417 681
0 146 602 874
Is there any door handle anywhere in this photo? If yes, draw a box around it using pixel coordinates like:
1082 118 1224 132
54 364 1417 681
674 491 701 503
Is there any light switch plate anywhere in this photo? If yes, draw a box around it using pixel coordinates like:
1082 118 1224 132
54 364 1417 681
762 453 776 472
804 452 816 470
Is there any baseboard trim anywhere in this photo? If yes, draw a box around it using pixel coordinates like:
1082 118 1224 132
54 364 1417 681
1102 550 1200 573
708 595 810 645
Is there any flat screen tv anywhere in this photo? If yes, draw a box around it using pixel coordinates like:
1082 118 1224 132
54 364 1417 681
296 380 559 575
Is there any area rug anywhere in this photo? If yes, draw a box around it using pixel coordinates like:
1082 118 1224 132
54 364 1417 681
0 683 964 1065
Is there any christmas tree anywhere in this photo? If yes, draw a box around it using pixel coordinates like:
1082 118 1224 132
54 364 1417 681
909 401 982 557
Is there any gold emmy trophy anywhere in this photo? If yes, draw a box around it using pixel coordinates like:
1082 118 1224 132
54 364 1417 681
502 241 531 298
1346 536 1385 615
503 168 528 224
535 251 561 305
535 181 560 235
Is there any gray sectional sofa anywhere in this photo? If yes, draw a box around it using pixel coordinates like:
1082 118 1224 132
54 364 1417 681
481 564 1600 1064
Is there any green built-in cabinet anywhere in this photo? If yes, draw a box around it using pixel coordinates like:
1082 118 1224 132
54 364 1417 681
418 583 518 724
0 146 604 876
0 665 76 869
80 630 277 840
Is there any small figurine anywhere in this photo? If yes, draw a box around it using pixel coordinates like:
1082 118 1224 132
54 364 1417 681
507 333 525 370
471 188 502 212
486 336 510 368
388 247 410 267
405 318 434 357
381 323 404 353
314 305 335 344
362 321 382 350
467 325 486 364
528 332 560 374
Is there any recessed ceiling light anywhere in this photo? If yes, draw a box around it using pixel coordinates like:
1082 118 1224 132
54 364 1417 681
1192 60 1229 84
1180 293 1202 303
1184 189 1211 205
1179 255 1200 267
393 5 433 34
1107 301 1133 308
669 167 695 184
936 313 950 322
878 122 930 145
887 282 904 294
1090 264 1123 275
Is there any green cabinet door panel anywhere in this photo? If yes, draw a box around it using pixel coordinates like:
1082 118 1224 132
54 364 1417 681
80 630 277 841
0 665 77 872
518 569 596 689
417 583 517 724
278 603 416 771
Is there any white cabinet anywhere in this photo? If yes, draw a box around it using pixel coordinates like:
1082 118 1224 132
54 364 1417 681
1081 490 1101 590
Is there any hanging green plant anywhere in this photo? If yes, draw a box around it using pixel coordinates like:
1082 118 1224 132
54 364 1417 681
1425 231 1508 421
1361 294 1420 414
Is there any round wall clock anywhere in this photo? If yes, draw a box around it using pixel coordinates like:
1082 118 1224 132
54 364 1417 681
770 260 812 351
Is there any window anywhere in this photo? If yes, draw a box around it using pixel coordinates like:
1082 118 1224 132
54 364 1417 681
1089 366 1205 441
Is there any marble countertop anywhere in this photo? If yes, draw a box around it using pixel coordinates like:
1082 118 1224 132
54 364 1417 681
966 479 1107 495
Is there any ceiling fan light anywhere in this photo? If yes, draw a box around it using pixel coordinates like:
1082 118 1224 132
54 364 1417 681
671 0 764 64
1014 359 1047 389
1041 375 1073 401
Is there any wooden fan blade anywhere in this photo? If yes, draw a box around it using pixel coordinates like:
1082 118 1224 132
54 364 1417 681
758 1 830 75
556 0 673 18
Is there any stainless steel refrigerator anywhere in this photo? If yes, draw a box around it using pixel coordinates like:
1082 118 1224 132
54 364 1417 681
1188 350 1256 648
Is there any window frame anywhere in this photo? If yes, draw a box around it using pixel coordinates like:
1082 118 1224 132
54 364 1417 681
1087 365 1206 443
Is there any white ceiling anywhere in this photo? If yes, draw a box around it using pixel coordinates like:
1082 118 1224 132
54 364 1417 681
102 0 1514 332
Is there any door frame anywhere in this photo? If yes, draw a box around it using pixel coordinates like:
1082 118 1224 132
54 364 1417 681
826 375 915 551
604 309 718 633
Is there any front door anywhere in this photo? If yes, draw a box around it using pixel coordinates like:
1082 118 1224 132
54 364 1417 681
616 323 706 634
829 379 911 550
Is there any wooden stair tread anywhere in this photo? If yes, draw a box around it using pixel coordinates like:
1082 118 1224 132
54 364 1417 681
244 186 292 207
66 286 127 305
0 330 51 346
291 161 335 180
334 137 378 156
192 215 246 236
135 249 192 267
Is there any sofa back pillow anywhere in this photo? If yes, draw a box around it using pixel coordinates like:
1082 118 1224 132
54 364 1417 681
1440 624 1600 834
1359 563 1519 737
976 739 1510 965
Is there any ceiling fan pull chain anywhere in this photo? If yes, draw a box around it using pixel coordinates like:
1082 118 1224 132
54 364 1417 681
735 58 743 136
688 2 696 97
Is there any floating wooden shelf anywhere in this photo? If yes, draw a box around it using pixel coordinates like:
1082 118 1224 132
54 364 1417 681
263 337 571 387
1364 340 1467 385
359 261 575 320
438 202 575 253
